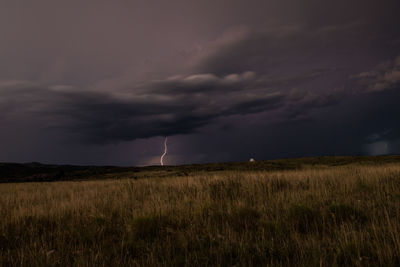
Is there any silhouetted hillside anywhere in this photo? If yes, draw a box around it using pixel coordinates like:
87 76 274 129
1 155 400 183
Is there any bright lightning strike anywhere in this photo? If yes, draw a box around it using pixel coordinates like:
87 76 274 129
160 137 168 166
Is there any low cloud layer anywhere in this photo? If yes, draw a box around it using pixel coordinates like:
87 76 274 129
0 69 342 144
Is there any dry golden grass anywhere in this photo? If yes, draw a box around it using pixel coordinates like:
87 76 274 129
1 164 400 266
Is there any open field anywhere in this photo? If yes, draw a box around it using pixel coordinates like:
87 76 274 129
1 157 400 266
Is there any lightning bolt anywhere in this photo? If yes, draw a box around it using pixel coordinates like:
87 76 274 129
160 137 168 166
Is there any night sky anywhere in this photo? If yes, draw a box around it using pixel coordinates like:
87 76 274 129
1 0 400 166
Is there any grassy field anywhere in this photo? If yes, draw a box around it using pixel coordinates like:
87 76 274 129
1 158 400 266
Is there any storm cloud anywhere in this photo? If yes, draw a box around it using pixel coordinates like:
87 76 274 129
0 71 330 143
1 0 400 165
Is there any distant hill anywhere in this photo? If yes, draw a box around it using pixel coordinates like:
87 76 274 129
0 162 138 183
1 155 400 183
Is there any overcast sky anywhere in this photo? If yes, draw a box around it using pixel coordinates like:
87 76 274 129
1 0 400 166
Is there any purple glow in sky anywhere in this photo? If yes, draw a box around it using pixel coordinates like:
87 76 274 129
1 0 400 165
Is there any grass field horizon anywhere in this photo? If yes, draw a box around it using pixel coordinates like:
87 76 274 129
1 155 400 266
2 155 400 183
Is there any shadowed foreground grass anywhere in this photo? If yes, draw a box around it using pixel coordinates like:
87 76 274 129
1 164 400 266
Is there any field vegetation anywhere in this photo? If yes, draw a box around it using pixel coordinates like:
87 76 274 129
1 157 400 266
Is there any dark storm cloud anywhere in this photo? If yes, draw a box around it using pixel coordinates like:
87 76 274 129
0 75 284 143
1 0 400 164
0 67 347 144
1 40 398 146
192 23 388 78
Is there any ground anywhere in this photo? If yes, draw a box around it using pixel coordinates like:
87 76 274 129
1 156 400 266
